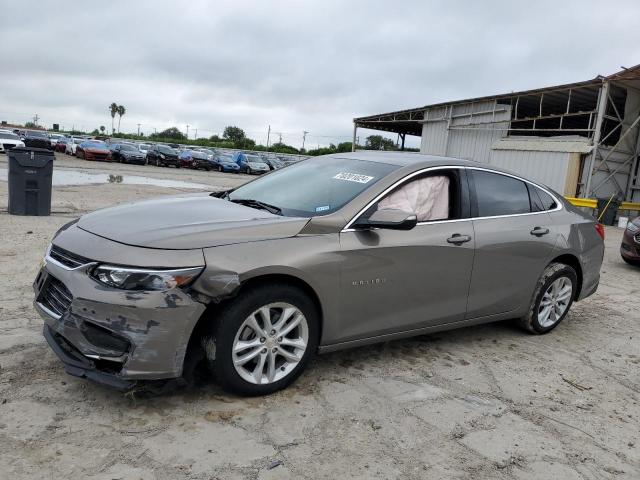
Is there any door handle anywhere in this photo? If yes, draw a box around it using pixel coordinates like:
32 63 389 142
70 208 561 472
447 234 472 245
530 227 550 237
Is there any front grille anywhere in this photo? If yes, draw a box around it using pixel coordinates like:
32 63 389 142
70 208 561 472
49 245 92 269
40 276 73 317
3 143 16 150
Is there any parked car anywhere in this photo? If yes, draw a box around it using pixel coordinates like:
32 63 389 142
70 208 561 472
55 138 71 153
0 132 25 153
111 143 147 165
261 155 285 170
178 149 212 169
22 131 51 149
137 143 152 155
212 152 240 173
33 152 604 396
65 137 85 156
621 217 640 265
76 140 113 161
48 133 65 150
233 152 270 174
146 144 180 167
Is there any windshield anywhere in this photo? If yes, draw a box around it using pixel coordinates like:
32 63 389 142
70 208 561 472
191 151 208 159
27 131 48 138
119 144 137 151
0 133 19 140
158 145 175 154
218 154 234 162
229 157 398 217
139 144 150 149
83 141 106 148
73 138 83 144
246 155 262 163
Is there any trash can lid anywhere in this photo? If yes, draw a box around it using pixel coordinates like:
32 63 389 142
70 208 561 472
8 147 55 168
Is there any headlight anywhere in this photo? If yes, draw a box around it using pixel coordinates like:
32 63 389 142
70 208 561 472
91 265 203 291
160 153 166 159
627 222 640 233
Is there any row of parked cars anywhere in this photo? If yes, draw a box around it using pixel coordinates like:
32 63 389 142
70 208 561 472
50 135 292 174
0 129 301 174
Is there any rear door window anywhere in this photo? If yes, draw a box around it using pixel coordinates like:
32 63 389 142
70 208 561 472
471 170 531 217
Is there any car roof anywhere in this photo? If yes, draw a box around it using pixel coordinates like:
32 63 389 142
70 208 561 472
321 151 477 167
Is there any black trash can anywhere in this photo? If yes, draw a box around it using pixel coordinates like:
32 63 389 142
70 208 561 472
597 196 621 226
8 147 54 216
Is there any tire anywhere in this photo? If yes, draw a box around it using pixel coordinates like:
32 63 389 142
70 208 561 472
204 283 319 396
517 263 577 334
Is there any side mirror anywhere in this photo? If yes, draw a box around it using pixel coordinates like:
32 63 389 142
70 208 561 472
354 208 418 231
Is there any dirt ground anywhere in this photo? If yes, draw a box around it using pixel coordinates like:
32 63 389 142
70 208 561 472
0 153 639 479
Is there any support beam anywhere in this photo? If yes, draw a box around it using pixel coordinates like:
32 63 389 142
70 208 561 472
352 123 357 152
584 82 609 197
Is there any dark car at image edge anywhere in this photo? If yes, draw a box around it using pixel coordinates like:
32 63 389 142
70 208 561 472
620 216 640 265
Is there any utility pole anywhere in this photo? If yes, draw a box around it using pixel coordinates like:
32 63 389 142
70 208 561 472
278 132 282 144
194 128 197 140
137 124 142 136
186 124 190 139
154 127 157 135
302 131 308 151
266 125 271 151
33 114 39 126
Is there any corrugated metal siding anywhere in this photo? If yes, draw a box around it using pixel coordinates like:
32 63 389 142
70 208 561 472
488 150 570 193
420 100 510 163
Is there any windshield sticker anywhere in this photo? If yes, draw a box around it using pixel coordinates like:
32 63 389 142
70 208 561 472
333 172 375 184
315 205 330 212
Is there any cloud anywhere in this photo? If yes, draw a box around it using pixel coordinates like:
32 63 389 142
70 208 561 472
1 0 638 148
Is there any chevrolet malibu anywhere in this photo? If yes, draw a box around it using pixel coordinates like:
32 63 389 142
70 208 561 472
34 152 604 395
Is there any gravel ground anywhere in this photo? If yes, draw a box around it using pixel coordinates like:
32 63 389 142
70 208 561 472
0 153 639 479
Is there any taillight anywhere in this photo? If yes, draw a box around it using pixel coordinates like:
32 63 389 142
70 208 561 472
595 223 605 241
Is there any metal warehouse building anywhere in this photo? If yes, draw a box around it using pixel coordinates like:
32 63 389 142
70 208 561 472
353 65 640 202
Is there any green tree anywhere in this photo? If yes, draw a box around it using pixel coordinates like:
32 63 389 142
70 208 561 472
223 126 246 143
24 121 37 128
150 127 186 140
109 103 118 133
365 135 396 151
116 105 126 133
209 134 222 142
100 126 106 134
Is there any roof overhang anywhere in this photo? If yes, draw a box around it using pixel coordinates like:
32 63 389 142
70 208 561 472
353 64 640 137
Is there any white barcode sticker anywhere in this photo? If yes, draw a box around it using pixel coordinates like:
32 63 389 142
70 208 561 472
333 172 374 184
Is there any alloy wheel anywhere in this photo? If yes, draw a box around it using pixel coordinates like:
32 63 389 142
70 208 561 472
232 302 309 385
538 276 573 328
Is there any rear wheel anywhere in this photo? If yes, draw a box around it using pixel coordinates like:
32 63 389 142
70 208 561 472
517 263 577 334
204 283 319 396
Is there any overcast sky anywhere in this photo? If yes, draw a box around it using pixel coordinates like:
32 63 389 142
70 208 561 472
1 0 639 148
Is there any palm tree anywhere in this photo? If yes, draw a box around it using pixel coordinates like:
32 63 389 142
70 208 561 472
109 103 118 134
99 126 105 134
116 105 126 133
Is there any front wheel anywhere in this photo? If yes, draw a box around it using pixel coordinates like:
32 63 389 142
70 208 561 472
204 283 319 396
517 263 577 334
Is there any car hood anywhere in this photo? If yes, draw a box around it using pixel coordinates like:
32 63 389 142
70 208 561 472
85 147 110 153
77 193 310 249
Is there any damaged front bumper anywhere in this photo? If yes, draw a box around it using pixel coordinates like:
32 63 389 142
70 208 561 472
33 241 207 387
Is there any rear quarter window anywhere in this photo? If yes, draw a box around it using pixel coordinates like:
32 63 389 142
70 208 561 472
471 170 531 217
